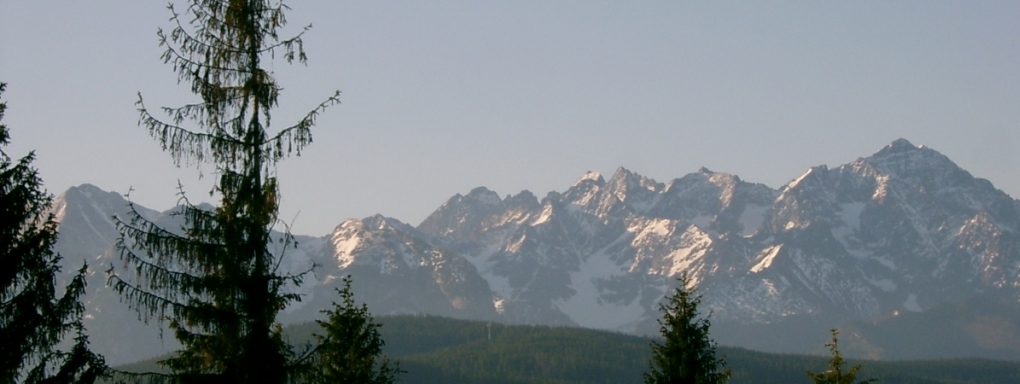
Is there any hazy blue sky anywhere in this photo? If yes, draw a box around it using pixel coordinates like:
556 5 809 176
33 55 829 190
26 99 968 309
2 2 1019 235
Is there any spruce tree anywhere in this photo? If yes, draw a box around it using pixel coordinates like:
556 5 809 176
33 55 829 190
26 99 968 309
308 275 398 384
806 329 875 384
0 82 107 383
644 272 730 384
107 1 339 382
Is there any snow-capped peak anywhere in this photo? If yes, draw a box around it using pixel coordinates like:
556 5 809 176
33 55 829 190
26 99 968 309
884 138 918 152
465 186 503 206
575 171 605 186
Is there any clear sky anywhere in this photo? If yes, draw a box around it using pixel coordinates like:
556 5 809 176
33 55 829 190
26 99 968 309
2 2 1019 236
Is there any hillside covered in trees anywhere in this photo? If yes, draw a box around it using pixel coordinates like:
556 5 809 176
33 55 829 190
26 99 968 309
119 315 1020 383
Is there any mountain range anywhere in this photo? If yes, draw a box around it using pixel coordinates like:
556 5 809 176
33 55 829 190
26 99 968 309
49 139 1020 364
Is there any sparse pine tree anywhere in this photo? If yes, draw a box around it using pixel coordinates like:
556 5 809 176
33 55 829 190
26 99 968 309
307 275 398 384
106 1 339 382
806 329 875 384
0 82 107 384
644 272 730 384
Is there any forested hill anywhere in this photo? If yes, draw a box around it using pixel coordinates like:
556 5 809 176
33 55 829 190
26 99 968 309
279 315 1020 384
119 314 1020 383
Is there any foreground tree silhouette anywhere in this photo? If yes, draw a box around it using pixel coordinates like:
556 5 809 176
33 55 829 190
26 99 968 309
806 329 875 384
107 1 339 382
0 83 107 383
307 276 399 384
644 272 730 384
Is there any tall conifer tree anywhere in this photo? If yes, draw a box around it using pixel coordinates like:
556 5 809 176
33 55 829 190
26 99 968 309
0 82 107 384
806 329 876 384
644 272 730 384
107 1 339 382
308 275 398 384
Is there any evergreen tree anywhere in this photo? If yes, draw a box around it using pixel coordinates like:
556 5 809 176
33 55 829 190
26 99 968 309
0 82 107 383
308 275 399 384
806 329 875 384
107 1 339 382
644 272 730 384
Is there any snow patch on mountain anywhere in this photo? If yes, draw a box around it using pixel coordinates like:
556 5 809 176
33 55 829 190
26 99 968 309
833 203 869 258
874 256 898 271
866 277 897 292
663 227 713 282
751 245 782 273
631 218 672 239
785 167 818 191
331 220 363 268
554 248 639 331
532 204 554 226
738 204 769 237
840 203 866 229
576 171 603 185
903 293 922 312
689 215 713 231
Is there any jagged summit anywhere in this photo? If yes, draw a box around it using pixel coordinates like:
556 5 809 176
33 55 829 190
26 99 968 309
606 167 662 198
879 138 918 153
865 138 952 171
856 139 993 207
65 182 111 196
51 183 159 238
503 190 540 210
56 183 128 208
574 170 605 186
465 186 502 205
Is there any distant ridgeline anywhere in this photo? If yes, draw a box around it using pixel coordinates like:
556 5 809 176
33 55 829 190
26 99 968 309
53 139 1020 363
118 315 1020 384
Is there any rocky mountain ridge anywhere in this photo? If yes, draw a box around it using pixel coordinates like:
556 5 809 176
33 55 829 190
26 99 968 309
51 139 1020 363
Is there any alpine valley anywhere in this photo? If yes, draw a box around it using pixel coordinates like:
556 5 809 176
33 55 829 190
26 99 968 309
50 139 1020 364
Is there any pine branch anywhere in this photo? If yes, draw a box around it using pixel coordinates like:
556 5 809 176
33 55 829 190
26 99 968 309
137 96 247 167
107 274 193 322
262 90 340 159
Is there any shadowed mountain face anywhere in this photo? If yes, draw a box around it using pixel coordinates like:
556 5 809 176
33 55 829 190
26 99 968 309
53 139 1020 363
